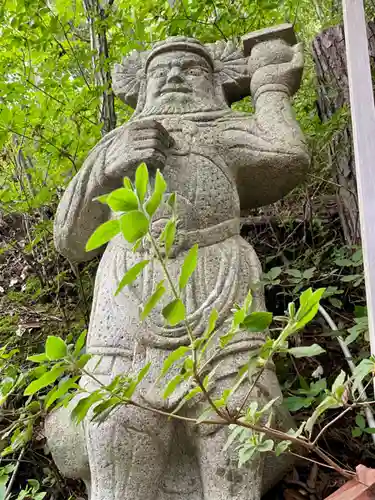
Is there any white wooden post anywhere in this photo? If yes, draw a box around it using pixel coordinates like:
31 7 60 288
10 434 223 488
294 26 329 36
343 0 375 357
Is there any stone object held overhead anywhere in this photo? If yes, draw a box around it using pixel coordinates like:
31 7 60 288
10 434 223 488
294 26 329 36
242 23 297 56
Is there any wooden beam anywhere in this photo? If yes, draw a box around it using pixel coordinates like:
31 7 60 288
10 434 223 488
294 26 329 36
342 0 375 355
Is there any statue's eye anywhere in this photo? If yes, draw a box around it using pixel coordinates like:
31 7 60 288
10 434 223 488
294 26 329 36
186 68 204 76
150 69 167 78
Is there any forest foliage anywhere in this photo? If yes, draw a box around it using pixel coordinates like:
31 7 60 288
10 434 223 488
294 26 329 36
1 0 375 498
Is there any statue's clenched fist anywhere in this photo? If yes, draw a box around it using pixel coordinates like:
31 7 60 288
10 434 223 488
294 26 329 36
248 40 304 97
105 119 173 179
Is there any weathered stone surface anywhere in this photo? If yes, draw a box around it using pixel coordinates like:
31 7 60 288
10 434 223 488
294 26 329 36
46 30 309 500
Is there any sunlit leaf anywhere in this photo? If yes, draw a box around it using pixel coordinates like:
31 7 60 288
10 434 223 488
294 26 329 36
242 311 272 332
24 365 66 396
161 346 190 377
120 210 149 243
135 162 148 202
45 376 80 409
86 219 120 251
115 260 149 295
73 330 87 357
107 188 139 212
288 344 325 358
163 374 183 399
179 244 198 290
162 219 176 256
72 392 103 424
45 336 67 360
162 298 186 326
140 281 166 320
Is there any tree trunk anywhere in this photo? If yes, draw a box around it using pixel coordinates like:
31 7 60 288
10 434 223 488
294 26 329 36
312 22 375 245
83 0 117 135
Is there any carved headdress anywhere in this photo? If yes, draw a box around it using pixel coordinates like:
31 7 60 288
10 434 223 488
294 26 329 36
112 36 250 111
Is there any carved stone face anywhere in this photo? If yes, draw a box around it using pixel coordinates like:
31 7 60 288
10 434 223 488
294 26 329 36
142 50 225 115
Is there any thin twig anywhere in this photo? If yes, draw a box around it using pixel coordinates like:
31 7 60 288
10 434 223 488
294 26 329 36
313 405 354 445
319 304 375 444
4 447 25 500
147 232 223 417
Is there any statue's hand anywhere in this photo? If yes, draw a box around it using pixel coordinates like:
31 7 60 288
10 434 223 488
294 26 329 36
105 119 173 178
248 41 304 97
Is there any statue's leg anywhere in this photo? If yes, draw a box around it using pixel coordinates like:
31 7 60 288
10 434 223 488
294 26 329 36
196 425 263 500
194 363 286 500
86 402 173 500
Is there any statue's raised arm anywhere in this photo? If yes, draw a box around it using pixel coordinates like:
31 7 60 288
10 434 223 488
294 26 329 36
220 31 309 209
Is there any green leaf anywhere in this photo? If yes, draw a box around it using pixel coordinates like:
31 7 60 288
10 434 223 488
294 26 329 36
92 398 122 423
171 386 202 414
259 397 279 416
341 274 362 283
154 169 167 194
24 365 66 396
145 170 166 216
275 440 292 456
364 427 375 434
140 281 166 320
135 163 148 202
288 301 296 318
288 344 325 358
196 406 214 423
107 188 139 212
257 439 274 452
306 395 341 436
145 192 162 217
45 336 67 360
167 192 176 210
303 267 316 280
163 374 183 399
136 362 151 385
123 363 152 399
243 289 253 314
241 312 272 332
295 288 325 330
73 330 87 357
204 308 218 340
45 376 80 409
266 267 282 280
27 353 48 363
161 346 190 377
285 268 302 278
352 427 363 437
162 299 186 326
76 353 91 368
179 244 198 290
72 392 103 424
223 425 247 452
355 414 366 430
163 219 176 256
123 177 133 189
332 369 346 396
94 193 109 204
120 210 149 243
115 260 149 295
86 219 120 251
238 445 257 467
286 396 313 412
352 358 375 393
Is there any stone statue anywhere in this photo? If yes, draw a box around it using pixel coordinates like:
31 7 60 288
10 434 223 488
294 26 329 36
46 27 309 500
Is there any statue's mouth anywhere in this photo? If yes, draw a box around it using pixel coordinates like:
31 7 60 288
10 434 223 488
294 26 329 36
160 85 190 94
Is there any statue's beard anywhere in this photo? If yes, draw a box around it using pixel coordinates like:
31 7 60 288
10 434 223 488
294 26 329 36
139 93 226 116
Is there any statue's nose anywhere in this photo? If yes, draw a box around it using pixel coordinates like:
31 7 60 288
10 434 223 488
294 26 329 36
166 67 184 83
